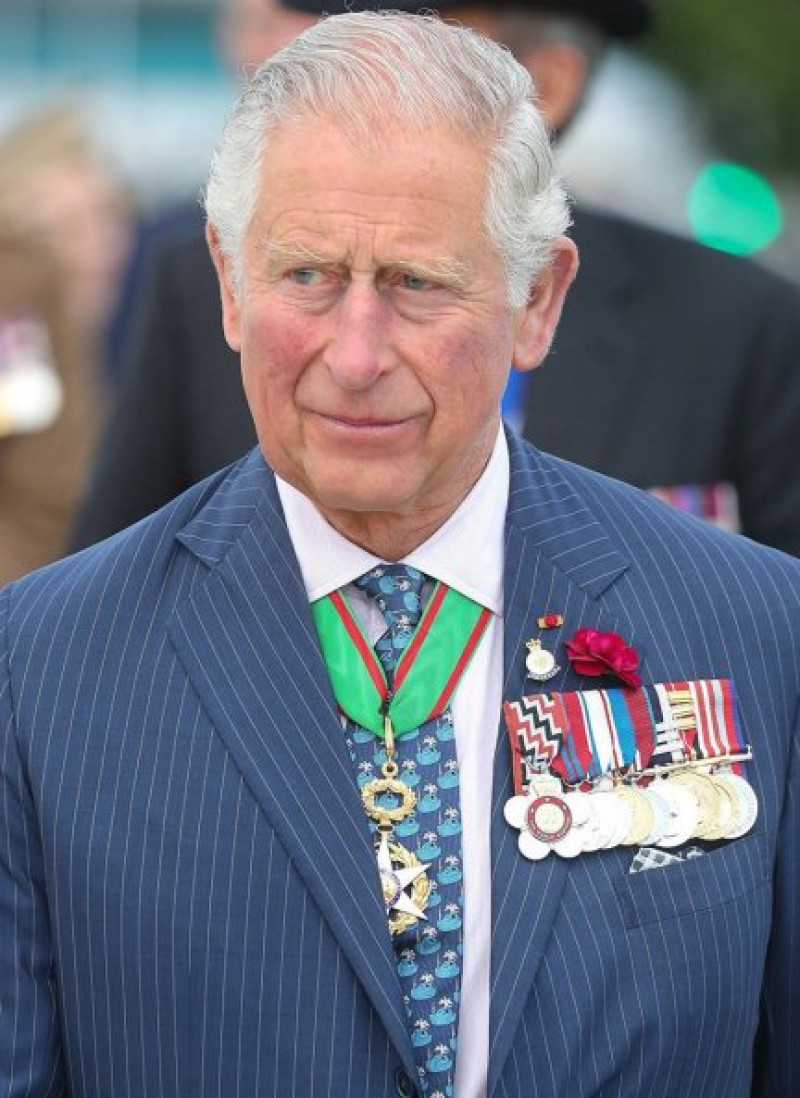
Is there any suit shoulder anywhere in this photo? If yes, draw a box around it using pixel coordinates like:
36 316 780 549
573 206 797 301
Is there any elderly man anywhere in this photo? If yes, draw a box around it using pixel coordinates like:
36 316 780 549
3 13 799 1098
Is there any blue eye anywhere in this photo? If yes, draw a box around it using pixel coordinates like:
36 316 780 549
402 274 433 291
289 268 322 285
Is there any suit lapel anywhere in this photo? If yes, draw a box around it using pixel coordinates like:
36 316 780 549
488 434 634 1092
167 453 416 1076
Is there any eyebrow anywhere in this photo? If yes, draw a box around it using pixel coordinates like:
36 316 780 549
259 239 331 271
258 238 472 290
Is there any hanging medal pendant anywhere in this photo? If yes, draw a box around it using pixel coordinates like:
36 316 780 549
362 715 432 934
525 638 559 682
376 826 432 935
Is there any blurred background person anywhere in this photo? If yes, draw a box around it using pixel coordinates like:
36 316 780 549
0 104 134 582
72 0 800 558
0 226 94 584
105 0 316 388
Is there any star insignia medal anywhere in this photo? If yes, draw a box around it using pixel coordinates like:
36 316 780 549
376 831 431 935
361 715 432 935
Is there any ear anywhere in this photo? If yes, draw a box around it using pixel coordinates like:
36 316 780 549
522 42 588 131
206 222 242 352
511 236 579 372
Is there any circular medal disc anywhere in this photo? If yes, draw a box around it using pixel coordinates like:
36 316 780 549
526 643 559 682
671 771 720 840
614 786 655 846
578 810 607 853
587 791 631 849
703 775 739 840
560 791 594 853
717 772 759 839
583 791 616 849
641 785 671 846
656 780 699 848
526 794 572 844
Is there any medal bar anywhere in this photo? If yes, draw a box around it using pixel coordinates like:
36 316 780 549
503 679 758 861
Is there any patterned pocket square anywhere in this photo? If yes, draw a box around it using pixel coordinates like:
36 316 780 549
629 845 704 874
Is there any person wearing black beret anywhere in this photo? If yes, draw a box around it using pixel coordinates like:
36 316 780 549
287 0 650 39
73 0 800 559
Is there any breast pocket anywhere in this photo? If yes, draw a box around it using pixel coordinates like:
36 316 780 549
613 829 770 929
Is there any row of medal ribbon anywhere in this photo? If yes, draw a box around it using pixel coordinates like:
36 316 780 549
502 678 757 860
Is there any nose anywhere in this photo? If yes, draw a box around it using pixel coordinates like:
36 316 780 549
324 281 393 390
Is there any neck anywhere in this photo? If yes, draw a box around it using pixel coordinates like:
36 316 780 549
318 501 464 560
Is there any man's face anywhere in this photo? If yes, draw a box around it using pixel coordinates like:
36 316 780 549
211 115 574 541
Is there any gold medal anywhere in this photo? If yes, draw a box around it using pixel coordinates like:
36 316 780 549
361 774 416 823
716 771 759 838
614 785 656 846
671 770 720 839
362 716 431 933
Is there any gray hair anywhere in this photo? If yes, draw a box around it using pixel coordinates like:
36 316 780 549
204 9 571 310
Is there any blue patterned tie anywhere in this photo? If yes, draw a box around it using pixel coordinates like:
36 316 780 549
347 563 463 1098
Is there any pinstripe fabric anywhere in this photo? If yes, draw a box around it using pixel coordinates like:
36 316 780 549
2 432 799 1097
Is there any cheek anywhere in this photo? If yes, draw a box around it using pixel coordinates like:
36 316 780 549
239 307 315 396
431 326 512 409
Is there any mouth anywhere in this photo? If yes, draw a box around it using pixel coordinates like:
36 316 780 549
315 411 416 431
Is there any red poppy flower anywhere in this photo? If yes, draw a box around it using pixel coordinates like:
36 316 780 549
564 628 641 689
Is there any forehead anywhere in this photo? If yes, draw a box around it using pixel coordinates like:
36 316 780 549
250 114 494 261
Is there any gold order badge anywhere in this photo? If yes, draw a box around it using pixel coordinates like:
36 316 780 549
362 716 432 935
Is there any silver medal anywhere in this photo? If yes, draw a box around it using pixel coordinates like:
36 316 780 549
525 639 559 682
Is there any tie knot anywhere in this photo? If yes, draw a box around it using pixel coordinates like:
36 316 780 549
354 564 428 675
355 563 427 627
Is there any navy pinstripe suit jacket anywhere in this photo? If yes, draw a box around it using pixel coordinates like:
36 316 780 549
2 431 799 1097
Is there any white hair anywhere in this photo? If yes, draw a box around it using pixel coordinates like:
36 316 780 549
204 9 571 309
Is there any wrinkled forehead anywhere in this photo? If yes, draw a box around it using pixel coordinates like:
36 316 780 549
261 104 495 172
248 113 497 274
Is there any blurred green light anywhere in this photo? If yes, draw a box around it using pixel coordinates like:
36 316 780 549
688 162 783 256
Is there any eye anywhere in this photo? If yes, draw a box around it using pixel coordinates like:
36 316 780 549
400 273 435 292
287 267 324 286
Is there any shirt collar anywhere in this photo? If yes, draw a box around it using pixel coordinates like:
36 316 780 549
276 427 508 615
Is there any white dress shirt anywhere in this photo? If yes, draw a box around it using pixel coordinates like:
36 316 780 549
276 428 509 1098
